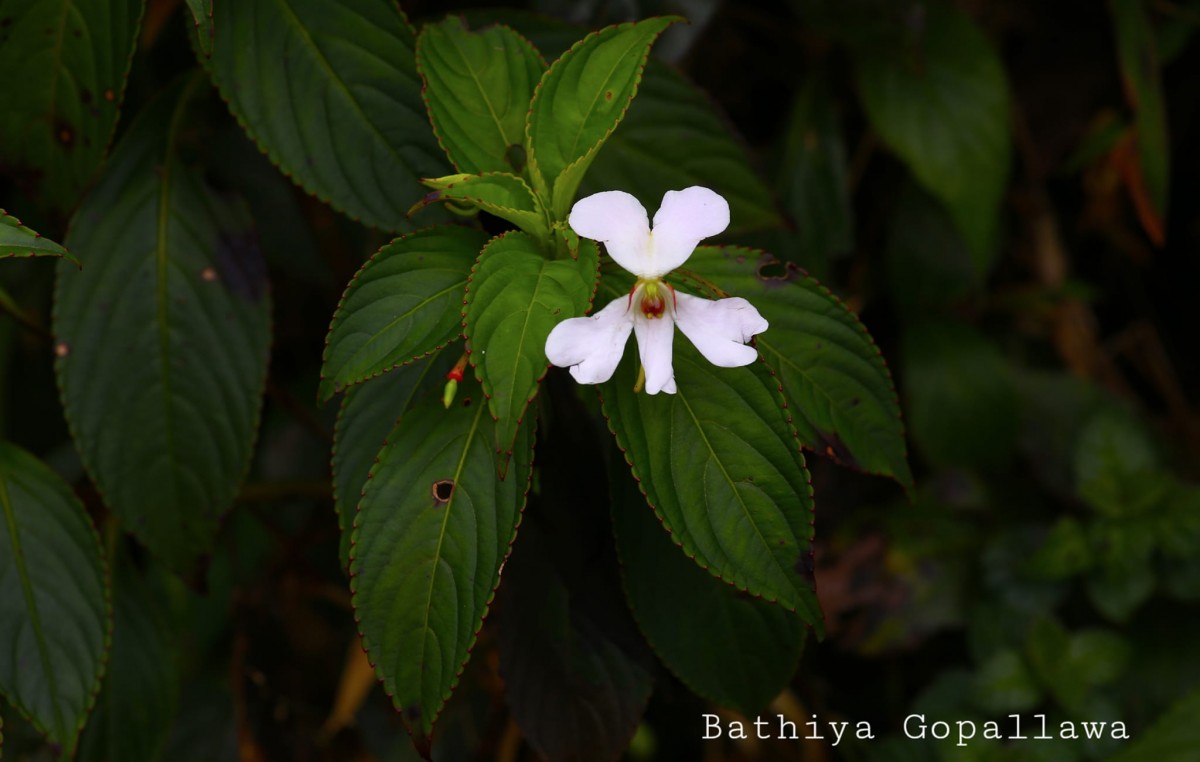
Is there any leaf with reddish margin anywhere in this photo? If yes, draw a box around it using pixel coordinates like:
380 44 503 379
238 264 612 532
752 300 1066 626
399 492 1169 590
350 376 534 737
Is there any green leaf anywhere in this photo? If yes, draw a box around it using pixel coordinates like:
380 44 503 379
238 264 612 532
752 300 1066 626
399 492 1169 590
0 0 143 212
412 173 548 239
526 16 679 218
77 558 179 762
970 650 1041 714
464 232 598 460
1110 0 1169 241
599 333 823 632
350 380 534 736
885 182 979 318
1074 408 1159 517
331 351 454 570
0 441 110 757
611 458 805 715
210 0 446 230
584 60 782 233
184 0 213 57
319 225 487 401
679 246 911 488
0 209 77 266
775 72 853 272
54 79 272 574
902 320 1017 470
417 16 545 174
855 3 1011 268
1108 689 1200 762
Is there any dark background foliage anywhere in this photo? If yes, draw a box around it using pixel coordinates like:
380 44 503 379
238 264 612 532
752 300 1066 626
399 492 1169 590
2 0 1199 760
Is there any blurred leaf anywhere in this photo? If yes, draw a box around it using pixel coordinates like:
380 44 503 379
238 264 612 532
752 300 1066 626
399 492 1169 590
774 72 852 276
1029 518 1093 579
903 320 1017 470
526 16 678 218
331 351 454 570
417 16 545 174
971 650 1041 714
319 225 487 401
350 379 534 737
1027 618 1129 714
0 209 76 265
210 0 445 230
54 78 271 574
584 60 783 233
1108 689 1200 762
0 0 142 212
612 457 805 715
413 172 548 238
1013 370 1107 497
1086 561 1155 623
886 182 978 317
600 329 823 632
1073 408 1160 517
1110 0 1170 243
0 441 110 758
77 558 179 762
184 0 213 57
464 232 597 460
681 246 912 488
855 3 1011 268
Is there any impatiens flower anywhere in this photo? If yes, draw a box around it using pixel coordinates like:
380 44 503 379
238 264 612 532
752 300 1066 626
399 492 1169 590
545 187 768 395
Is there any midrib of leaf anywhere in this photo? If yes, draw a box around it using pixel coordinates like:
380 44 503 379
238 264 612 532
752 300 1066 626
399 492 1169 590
445 33 511 153
487 262 549 421
0 473 67 741
152 73 205 512
416 401 487 699
563 40 638 168
43 0 71 154
673 385 788 601
269 0 413 175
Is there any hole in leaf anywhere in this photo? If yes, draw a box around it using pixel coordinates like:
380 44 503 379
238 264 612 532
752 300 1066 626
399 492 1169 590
432 480 454 505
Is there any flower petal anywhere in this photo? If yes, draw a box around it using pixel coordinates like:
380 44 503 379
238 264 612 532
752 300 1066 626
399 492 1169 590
633 314 676 394
645 187 730 277
673 292 767 368
568 191 651 275
545 297 633 385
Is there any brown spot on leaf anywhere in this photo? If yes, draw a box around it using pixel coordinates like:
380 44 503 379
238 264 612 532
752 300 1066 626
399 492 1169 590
103 88 115 102
201 267 218 282
604 89 614 101
756 255 800 284
814 428 858 468
55 342 70 358
56 123 74 147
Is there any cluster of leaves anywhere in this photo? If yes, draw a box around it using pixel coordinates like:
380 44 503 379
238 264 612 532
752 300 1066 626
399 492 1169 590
1 0 1199 761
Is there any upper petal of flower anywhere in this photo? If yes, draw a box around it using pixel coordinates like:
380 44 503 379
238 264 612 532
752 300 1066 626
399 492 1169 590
633 313 676 394
544 296 633 385
673 292 767 368
645 186 730 277
568 191 650 275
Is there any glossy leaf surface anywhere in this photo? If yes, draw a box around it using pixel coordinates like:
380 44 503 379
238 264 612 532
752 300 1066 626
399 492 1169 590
0 442 110 757
464 232 597 458
54 81 272 573
417 16 545 174
0 0 142 211
210 0 445 229
350 382 534 736
319 225 486 401
680 246 911 488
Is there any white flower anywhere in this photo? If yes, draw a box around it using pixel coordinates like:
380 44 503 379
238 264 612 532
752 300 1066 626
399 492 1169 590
545 187 768 395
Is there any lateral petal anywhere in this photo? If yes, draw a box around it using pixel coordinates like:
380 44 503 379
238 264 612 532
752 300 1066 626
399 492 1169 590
645 187 730 277
544 297 634 385
568 191 651 275
673 292 767 368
